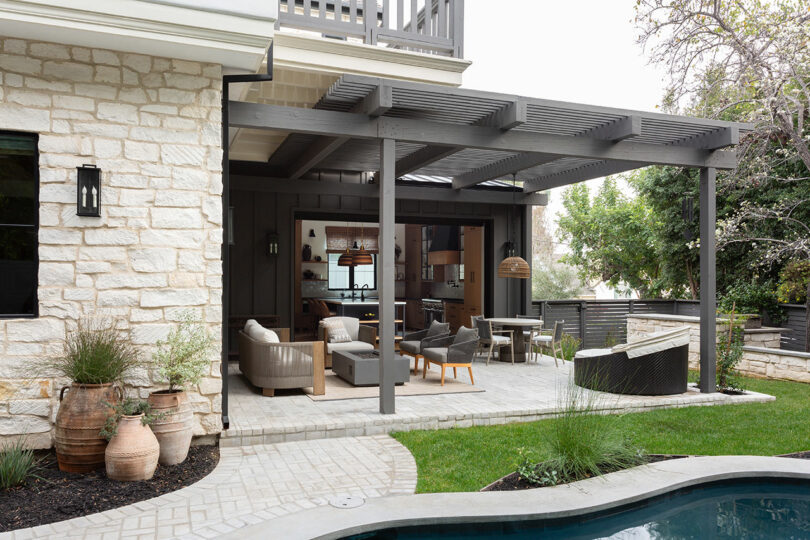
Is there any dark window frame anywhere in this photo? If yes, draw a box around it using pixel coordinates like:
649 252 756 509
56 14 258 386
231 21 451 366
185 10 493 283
327 253 378 291
0 130 39 319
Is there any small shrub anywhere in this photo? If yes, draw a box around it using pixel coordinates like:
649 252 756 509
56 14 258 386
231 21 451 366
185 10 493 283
100 398 161 441
153 312 214 391
777 260 810 304
717 321 745 393
719 281 785 325
603 331 618 348
559 333 581 361
0 439 37 490
44 317 139 384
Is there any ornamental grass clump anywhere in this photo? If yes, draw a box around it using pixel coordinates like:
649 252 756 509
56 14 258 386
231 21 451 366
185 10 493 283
0 439 37 490
517 382 645 487
47 317 139 384
153 312 214 391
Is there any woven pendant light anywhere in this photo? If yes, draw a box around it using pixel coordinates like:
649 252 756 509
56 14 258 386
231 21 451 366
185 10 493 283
498 175 530 279
338 222 355 266
352 222 373 266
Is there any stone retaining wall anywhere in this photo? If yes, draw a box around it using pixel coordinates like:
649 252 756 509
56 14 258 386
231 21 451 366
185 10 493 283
0 38 223 448
627 315 810 383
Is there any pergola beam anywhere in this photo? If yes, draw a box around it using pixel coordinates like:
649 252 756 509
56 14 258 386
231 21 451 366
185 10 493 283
523 160 645 193
393 145 463 177
584 115 642 141
229 102 737 170
230 174 548 205
271 84 394 180
452 152 558 190
676 125 739 150
478 98 528 130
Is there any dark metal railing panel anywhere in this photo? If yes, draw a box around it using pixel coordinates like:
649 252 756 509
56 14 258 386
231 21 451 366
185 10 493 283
277 0 463 57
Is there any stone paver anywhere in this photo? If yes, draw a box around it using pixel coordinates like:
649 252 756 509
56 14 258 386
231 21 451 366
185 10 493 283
223 354 774 447
5 435 416 540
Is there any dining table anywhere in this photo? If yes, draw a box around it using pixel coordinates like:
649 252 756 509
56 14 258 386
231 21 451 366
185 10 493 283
486 317 543 363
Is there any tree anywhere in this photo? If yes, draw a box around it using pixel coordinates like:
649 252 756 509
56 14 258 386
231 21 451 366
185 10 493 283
532 262 584 300
557 179 674 298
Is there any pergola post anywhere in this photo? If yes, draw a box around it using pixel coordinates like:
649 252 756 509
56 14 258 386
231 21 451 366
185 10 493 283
378 138 396 413
699 167 717 393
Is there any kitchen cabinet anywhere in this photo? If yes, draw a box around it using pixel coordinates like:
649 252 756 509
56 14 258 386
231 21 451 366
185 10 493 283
463 226 484 313
444 301 464 334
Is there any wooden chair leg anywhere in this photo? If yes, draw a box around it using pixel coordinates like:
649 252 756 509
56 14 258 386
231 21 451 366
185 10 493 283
440 365 446 386
453 367 457 378
467 366 475 385
486 343 493 365
262 388 275 397
423 358 428 378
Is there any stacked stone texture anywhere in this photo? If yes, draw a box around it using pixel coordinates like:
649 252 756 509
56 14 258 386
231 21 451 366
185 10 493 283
0 38 223 448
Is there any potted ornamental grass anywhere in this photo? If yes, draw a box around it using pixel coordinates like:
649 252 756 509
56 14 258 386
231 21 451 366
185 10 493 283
45 317 139 473
148 312 214 465
101 398 160 481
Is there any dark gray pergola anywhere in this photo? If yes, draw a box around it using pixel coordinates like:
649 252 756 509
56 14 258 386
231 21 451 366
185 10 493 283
226 74 749 415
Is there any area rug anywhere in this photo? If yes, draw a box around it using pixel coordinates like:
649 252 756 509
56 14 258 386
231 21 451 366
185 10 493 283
306 370 484 401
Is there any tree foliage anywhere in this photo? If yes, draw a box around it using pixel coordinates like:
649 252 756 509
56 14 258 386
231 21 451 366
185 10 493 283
532 262 584 300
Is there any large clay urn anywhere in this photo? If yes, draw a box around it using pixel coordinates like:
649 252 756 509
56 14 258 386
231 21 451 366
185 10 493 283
54 383 119 473
147 390 194 465
105 414 160 481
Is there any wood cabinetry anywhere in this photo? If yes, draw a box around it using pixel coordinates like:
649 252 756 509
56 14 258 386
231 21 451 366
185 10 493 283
463 226 484 315
444 301 464 334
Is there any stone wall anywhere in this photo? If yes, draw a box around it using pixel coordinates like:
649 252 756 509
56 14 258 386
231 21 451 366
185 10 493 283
626 315 810 383
0 38 223 448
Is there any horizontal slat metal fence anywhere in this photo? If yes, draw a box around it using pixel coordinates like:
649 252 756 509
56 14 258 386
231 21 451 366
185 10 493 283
781 304 807 352
532 299 806 351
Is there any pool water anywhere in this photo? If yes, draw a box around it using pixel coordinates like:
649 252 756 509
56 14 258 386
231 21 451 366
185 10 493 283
345 479 810 539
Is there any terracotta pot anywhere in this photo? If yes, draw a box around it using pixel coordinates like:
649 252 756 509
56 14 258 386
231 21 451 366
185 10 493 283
105 414 160 481
148 390 193 465
55 383 120 473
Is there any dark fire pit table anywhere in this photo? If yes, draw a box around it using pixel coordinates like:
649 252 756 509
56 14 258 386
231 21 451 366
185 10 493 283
331 350 411 386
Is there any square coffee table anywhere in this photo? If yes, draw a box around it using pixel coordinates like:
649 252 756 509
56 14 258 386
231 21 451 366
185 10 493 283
331 350 410 386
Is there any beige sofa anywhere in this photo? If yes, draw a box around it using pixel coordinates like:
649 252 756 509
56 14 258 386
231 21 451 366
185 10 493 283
318 316 377 368
238 324 325 397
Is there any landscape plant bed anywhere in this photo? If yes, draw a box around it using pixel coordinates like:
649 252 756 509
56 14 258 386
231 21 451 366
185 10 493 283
480 454 690 492
0 445 218 532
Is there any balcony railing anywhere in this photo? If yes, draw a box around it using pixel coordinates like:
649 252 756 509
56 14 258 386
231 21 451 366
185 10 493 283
277 0 463 58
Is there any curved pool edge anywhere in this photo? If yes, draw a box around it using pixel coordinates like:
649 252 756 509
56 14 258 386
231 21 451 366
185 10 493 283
228 456 810 540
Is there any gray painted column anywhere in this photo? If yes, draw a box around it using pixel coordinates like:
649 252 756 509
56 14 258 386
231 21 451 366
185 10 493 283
699 167 717 393
522 205 533 316
378 138 396 413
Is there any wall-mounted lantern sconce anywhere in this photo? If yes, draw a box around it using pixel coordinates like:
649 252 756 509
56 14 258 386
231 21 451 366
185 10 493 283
308 229 316 238
267 232 279 256
76 164 101 217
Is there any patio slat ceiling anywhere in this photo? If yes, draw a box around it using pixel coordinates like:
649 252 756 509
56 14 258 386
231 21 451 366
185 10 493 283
232 74 750 193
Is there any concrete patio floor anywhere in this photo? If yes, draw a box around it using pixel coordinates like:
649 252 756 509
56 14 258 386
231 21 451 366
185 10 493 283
223 353 775 448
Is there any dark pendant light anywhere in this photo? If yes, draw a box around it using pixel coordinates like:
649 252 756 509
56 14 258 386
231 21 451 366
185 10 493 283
352 221 373 265
498 175 531 279
338 221 355 266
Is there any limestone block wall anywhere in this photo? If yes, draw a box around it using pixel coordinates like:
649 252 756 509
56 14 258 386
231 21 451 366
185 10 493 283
626 315 806 382
0 38 223 448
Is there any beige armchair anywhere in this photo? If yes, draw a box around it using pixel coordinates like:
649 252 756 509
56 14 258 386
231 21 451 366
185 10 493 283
318 316 377 368
238 327 325 397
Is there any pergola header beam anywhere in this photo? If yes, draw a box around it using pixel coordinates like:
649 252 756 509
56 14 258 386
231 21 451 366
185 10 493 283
523 160 645 193
675 125 739 150
585 115 642 142
453 152 558 190
229 101 737 171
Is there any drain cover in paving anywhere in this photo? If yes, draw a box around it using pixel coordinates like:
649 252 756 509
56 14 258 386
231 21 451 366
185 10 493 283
329 496 365 509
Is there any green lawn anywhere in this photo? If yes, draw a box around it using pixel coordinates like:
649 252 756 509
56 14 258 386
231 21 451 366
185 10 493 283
391 376 810 493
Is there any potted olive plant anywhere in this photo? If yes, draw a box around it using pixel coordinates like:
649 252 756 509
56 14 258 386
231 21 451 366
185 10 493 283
148 312 213 465
46 317 139 473
101 398 160 481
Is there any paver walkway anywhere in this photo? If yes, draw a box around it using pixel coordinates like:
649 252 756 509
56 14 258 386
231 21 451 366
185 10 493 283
224 354 774 447
5 435 416 540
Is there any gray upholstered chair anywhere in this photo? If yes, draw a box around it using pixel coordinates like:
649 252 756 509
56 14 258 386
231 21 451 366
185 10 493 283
318 316 377 368
238 325 325 397
399 320 451 373
531 320 564 366
421 326 479 386
475 318 514 365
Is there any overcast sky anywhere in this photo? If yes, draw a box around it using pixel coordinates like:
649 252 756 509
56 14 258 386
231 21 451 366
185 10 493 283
461 0 668 231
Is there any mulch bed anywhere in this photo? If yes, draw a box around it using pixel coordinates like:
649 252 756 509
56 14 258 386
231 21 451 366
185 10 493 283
482 452 810 492
0 445 219 533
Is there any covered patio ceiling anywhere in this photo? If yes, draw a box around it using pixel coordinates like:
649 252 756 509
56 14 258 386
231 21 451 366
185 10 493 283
229 74 751 196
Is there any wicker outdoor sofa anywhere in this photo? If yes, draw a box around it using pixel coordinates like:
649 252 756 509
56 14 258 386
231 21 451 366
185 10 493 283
573 327 691 396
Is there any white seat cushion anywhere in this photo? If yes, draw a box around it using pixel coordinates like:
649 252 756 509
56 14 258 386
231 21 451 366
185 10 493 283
326 341 375 354
574 348 613 359
612 327 690 359
532 335 552 344
490 335 511 344
321 316 360 341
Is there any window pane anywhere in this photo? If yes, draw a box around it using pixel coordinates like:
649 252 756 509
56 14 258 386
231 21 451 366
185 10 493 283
328 253 350 290
0 134 37 226
0 227 37 315
353 256 376 289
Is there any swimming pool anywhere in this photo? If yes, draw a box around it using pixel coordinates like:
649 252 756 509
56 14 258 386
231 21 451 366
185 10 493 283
344 478 810 539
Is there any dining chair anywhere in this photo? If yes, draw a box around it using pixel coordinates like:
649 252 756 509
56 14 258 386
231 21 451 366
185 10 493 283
516 314 543 350
531 320 564 366
475 318 514 365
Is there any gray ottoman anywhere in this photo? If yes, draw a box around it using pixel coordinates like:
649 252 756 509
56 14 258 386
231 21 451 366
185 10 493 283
332 350 410 386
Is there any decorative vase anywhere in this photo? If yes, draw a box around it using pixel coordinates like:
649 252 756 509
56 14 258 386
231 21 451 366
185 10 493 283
55 383 119 473
302 244 312 261
105 414 160 481
147 390 193 465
